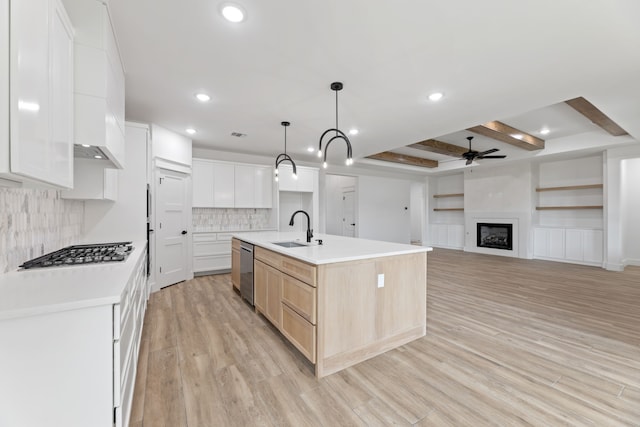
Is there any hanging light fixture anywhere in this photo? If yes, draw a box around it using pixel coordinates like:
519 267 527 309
317 82 354 168
274 121 297 182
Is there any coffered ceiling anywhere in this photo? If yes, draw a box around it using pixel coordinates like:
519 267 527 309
109 0 640 175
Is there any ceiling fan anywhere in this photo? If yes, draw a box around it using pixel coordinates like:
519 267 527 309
461 136 506 165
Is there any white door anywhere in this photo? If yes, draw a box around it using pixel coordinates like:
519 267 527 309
156 169 189 288
342 190 356 237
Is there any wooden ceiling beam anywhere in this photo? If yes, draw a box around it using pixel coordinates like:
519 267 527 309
367 152 439 168
467 121 545 151
408 139 468 157
565 97 628 136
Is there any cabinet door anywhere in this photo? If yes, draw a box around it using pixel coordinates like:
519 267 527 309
533 228 548 257
583 229 603 264
265 265 282 328
254 260 268 314
192 160 214 207
212 163 234 207
296 168 315 192
565 229 584 261
10 0 51 182
231 248 240 290
49 0 74 188
254 166 273 208
548 228 565 259
234 165 255 208
277 164 297 191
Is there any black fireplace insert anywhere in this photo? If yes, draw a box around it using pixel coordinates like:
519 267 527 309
477 223 513 250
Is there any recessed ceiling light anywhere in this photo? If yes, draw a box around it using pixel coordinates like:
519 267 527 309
511 134 523 140
540 128 550 135
94 155 102 159
186 128 197 135
81 144 91 148
195 93 210 102
307 147 315 152
220 3 246 23
428 92 444 101
349 128 359 136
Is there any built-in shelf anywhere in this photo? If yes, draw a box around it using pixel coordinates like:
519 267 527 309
433 193 464 198
536 184 603 192
536 205 603 211
433 208 464 211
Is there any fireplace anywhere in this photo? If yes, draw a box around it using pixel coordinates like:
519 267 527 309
477 223 513 250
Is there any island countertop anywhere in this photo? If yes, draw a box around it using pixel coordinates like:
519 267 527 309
232 231 432 265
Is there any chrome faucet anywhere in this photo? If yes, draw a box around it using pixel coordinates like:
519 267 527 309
289 210 313 243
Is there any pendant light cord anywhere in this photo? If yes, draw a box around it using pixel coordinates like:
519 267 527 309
335 89 339 137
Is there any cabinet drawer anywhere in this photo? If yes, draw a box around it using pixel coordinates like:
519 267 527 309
194 233 217 242
281 256 316 287
282 275 316 324
193 240 231 257
194 255 232 272
255 246 283 268
281 303 316 363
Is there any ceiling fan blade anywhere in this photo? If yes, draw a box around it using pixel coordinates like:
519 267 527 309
466 158 473 165
477 155 507 159
477 148 499 156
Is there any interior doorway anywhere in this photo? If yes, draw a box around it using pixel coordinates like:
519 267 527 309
325 174 358 237
155 168 190 289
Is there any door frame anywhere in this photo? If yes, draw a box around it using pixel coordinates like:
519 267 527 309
152 165 193 292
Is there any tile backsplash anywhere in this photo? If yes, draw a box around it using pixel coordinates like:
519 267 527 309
0 188 84 273
193 208 272 232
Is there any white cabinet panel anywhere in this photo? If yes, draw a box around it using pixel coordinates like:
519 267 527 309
192 159 215 207
583 229 603 264
430 223 464 249
254 166 273 208
213 163 235 207
234 165 255 208
4 0 74 187
548 228 565 259
61 159 118 200
564 229 583 261
193 232 233 273
533 227 602 266
278 164 315 192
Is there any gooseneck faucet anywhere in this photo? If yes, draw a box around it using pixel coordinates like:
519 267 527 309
289 210 313 243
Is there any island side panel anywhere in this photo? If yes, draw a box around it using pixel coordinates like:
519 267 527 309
316 252 427 378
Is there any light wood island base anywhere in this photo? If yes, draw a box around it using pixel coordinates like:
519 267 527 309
241 238 427 378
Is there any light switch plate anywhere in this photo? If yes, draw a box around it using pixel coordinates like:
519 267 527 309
377 273 384 288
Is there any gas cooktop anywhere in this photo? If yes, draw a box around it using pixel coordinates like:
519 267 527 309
19 242 134 270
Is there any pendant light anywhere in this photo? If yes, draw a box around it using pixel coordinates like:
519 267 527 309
317 82 354 168
274 121 297 182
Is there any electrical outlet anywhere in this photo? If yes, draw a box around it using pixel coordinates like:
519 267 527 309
377 273 384 288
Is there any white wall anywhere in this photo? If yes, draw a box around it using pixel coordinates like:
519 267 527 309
357 175 411 244
83 123 149 243
464 162 533 258
622 157 640 265
410 182 425 244
324 174 357 236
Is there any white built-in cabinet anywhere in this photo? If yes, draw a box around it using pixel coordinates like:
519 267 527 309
0 0 74 188
192 159 273 208
277 164 315 192
61 159 118 200
429 224 465 249
62 0 126 168
533 227 603 266
193 232 233 273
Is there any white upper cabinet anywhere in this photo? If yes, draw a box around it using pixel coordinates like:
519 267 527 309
61 159 117 201
277 164 315 192
235 165 273 208
0 0 74 188
192 159 273 209
62 0 125 169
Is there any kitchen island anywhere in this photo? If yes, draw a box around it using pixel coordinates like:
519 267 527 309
232 232 431 378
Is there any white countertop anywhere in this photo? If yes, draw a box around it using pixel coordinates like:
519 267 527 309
0 241 147 320
233 232 432 265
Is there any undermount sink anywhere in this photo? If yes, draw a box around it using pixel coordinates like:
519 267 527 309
272 241 307 248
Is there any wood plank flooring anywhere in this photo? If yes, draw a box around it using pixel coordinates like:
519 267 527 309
129 249 640 426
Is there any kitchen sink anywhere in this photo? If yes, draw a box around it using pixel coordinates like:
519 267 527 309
272 241 307 248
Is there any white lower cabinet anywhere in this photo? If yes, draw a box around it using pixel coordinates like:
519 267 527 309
429 224 464 249
533 227 603 266
0 250 148 427
193 232 233 273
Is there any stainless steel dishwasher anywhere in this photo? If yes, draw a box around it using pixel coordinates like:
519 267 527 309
240 241 254 305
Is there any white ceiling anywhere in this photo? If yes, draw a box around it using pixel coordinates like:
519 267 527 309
109 0 640 175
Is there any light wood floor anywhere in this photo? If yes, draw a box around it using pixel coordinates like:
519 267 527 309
129 250 640 426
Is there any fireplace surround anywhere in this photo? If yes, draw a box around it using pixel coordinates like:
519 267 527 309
477 223 513 250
